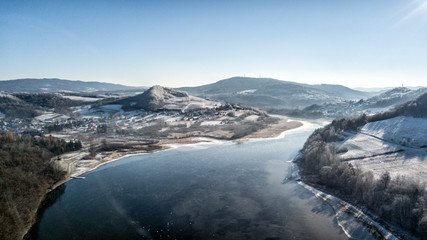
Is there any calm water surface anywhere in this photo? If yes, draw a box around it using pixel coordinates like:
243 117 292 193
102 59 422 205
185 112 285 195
26 130 375 240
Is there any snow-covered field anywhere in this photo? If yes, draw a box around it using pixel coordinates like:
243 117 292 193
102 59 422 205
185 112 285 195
361 116 427 147
349 150 427 182
61 95 102 102
337 133 403 160
336 116 427 181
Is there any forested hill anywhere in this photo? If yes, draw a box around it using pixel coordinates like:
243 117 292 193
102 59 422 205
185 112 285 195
0 78 136 93
178 77 373 109
0 92 91 118
0 134 81 240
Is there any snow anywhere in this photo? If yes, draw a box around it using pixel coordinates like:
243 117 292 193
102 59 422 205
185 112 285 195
200 121 222 126
164 96 218 112
336 116 427 181
0 92 20 101
0 92 12 98
349 150 427 182
298 182 399 240
361 116 427 148
337 133 403 160
236 89 257 95
35 113 61 121
243 115 259 121
61 95 102 102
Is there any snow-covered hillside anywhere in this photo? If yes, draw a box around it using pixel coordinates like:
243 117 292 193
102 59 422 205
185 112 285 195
336 116 427 181
361 116 427 148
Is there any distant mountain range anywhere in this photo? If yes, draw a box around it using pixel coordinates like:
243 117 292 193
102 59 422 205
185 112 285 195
0 78 137 93
3 77 425 119
1 76 426 120
0 77 376 110
178 77 374 109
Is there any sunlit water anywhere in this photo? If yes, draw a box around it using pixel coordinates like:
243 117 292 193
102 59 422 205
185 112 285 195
26 130 375 240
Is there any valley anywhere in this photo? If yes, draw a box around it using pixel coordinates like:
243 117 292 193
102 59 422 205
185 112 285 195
3 1 427 239
1 77 426 240
0 82 301 188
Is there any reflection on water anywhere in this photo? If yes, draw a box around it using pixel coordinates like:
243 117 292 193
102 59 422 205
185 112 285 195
25 184 66 240
26 131 375 240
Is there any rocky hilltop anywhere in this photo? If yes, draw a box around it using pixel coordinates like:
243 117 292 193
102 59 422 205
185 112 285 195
115 85 218 112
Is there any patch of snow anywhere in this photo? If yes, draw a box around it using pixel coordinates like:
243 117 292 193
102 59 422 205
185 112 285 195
200 121 222 126
364 105 395 113
336 116 427 181
337 133 403 160
164 96 218 112
298 182 399 240
349 150 427 182
61 95 102 102
361 116 427 148
243 115 259 121
236 89 257 95
0 92 11 98
35 113 61 122
0 92 21 101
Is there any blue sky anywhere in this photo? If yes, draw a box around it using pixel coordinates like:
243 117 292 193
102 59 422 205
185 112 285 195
1 0 427 88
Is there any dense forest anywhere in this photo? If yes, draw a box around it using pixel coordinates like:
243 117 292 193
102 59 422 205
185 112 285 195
0 133 81 240
296 93 427 238
0 94 37 118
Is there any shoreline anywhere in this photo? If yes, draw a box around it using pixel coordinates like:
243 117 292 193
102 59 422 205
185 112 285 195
53 117 305 189
23 118 304 240
297 181 399 239
24 119 403 240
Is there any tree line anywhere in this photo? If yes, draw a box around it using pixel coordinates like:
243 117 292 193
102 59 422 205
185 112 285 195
0 133 81 240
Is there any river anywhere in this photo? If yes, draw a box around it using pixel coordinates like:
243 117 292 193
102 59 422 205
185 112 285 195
25 127 377 240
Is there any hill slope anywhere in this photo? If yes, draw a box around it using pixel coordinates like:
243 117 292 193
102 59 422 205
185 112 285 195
0 92 102 119
114 85 218 112
0 92 37 118
296 92 427 237
275 87 427 119
0 78 136 93
178 77 372 109
364 87 427 108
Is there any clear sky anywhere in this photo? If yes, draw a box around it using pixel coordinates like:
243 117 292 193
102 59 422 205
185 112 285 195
1 0 427 88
